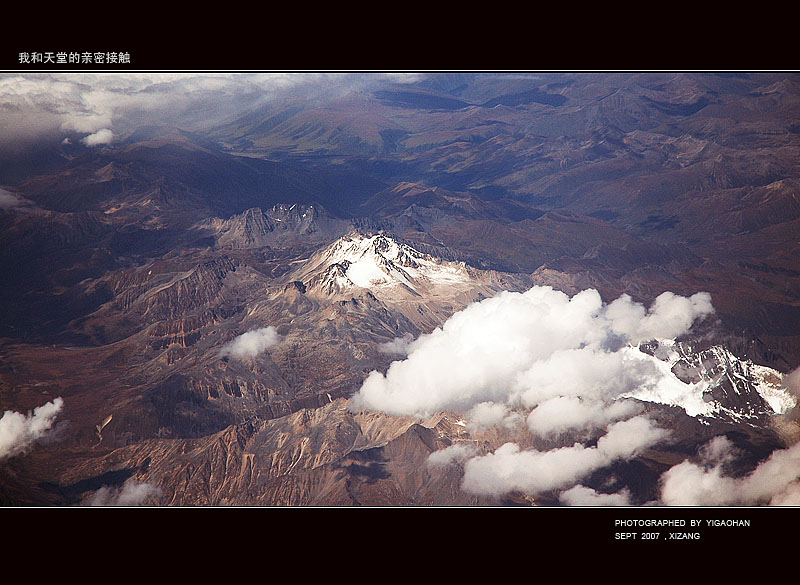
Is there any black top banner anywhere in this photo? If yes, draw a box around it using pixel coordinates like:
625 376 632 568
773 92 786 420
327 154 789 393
0 31 786 73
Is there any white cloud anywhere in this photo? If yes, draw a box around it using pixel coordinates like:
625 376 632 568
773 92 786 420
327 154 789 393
605 291 714 342
86 478 161 506
660 436 800 506
81 128 114 146
348 286 716 500
596 415 668 458
350 286 714 418
0 398 64 459
559 485 632 506
426 443 479 468
461 416 667 497
218 326 280 359
466 401 523 430
526 396 640 436
769 483 800 505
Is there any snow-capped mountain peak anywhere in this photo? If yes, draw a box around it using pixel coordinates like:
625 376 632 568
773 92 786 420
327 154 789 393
296 232 470 296
624 339 796 422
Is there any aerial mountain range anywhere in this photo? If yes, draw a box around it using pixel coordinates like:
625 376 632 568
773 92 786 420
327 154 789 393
1 71 799 506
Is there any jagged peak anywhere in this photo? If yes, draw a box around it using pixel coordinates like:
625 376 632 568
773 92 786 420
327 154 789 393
305 262 356 295
625 338 796 421
298 231 470 296
207 202 347 249
228 202 327 224
322 232 435 273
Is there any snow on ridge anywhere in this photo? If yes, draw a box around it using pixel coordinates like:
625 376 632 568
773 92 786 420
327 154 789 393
623 340 796 420
310 234 799 423
750 363 796 414
320 233 468 291
620 345 715 417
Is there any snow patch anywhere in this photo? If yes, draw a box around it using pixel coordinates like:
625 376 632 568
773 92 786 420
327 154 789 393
315 233 468 293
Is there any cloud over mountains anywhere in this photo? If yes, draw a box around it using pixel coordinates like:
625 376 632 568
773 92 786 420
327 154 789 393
351 286 714 420
0 397 64 459
660 435 800 505
0 73 420 156
462 416 668 497
218 326 280 359
350 285 716 500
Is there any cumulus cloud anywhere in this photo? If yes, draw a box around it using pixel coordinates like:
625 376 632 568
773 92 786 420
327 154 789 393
350 286 716 500
660 436 800 505
0 397 64 459
605 291 714 342
426 443 479 468
460 416 668 497
559 485 632 506
86 478 161 506
350 286 714 420
466 402 523 430
218 326 280 359
526 396 640 437
81 128 114 146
